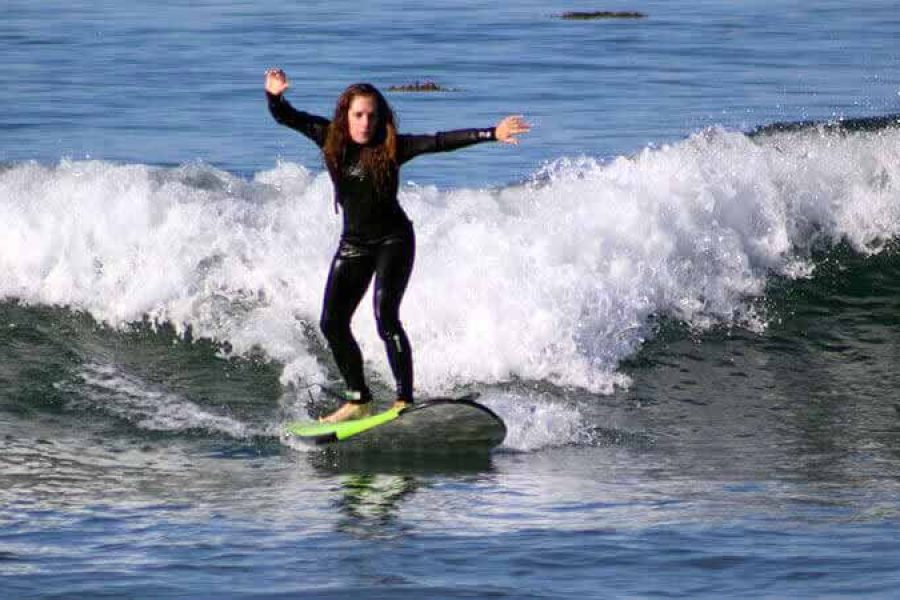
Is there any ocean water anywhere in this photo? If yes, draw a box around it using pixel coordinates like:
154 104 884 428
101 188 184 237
3 1 900 598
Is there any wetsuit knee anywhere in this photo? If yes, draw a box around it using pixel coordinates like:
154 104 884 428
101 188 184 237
376 317 404 341
320 315 350 345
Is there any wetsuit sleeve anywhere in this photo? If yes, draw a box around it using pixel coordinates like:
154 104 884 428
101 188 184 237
397 128 496 164
266 92 330 148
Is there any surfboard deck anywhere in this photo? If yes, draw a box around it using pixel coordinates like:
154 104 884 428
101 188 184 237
284 393 506 451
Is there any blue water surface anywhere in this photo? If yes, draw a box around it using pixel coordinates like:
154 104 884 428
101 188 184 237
3 1 900 598
3 0 898 183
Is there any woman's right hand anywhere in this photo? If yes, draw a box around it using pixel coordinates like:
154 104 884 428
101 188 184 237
265 68 290 96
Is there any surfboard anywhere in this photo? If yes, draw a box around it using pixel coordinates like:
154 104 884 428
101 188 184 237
284 393 506 451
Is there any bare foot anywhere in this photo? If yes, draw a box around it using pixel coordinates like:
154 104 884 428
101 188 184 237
390 399 412 412
319 402 372 423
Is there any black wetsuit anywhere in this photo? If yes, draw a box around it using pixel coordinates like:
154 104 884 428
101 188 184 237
268 92 496 403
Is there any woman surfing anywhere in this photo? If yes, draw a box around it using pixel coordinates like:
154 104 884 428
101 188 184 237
265 68 529 423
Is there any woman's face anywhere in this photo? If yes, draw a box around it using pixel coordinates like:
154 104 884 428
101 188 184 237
347 95 378 144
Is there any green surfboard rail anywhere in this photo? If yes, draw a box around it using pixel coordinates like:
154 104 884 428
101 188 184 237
285 407 402 441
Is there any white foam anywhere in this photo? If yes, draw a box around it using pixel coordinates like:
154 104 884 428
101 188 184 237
3 126 900 399
64 362 251 438
480 391 593 452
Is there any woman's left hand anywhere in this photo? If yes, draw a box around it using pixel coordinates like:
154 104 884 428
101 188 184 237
495 115 531 144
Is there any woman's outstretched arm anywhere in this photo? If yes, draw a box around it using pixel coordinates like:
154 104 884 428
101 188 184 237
265 68 330 148
398 115 530 164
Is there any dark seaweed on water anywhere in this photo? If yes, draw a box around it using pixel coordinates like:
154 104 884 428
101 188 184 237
559 11 647 20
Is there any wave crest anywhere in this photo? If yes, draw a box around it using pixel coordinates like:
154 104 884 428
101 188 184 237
2 122 899 393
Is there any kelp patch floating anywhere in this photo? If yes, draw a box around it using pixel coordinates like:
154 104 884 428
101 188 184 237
387 80 457 92
560 11 647 20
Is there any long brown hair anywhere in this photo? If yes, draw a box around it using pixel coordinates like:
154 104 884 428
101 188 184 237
323 83 398 197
